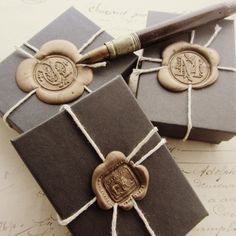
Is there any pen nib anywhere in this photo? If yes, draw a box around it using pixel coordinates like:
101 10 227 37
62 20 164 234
76 45 109 65
76 54 89 64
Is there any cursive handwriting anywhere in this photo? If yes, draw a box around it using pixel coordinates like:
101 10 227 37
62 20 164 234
193 179 236 189
88 2 147 21
193 221 236 236
181 165 236 182
213 204 236 218
89 2 128 17
0 216 70 236
21 0 47 4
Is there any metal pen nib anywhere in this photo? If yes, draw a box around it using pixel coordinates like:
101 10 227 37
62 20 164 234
76 45 110 64
77 33 141 64
77 1 236 65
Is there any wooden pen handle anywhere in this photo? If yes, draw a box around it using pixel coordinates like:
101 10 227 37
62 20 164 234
78 1 236 64
137 2 236 48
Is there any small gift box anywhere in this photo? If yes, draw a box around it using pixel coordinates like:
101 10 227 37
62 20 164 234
12 76 207 236
133 11 236 143
0 7 136 133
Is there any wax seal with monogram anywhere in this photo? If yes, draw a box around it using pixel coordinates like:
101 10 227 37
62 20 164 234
16 40 93 104
158 42 220 92
92 151 149 210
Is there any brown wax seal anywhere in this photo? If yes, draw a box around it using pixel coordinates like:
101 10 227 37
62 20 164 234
158 42 220 92
92 151 149 210
16 40 93 104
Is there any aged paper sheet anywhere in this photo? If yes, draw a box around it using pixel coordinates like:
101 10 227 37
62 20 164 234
0 0 236 235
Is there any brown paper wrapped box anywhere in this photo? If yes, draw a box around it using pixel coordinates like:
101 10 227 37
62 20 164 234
135 11 236 143
0 7 136 133
12 76 207 236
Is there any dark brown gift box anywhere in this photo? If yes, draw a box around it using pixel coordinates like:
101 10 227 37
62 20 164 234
136 11 236 143
12 76 207 236
0 7 136 133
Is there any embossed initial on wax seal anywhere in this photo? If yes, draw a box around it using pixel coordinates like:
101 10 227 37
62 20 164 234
34 55 76 91
158 42 220 92
16 40 93 104
92 151 149 210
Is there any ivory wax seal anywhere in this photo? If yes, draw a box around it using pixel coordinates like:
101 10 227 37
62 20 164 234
16 40 93 104
92 151 149 210
158 42 220 91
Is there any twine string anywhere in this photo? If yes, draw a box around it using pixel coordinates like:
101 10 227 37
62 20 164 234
126 127 158 161
190 30 195 44
77 29 104 54
84 85 93 93
129 69 142 94
218 66 236 72
183 84 193 142
138 56 162 63
129 66 167 94
111 203 118 236
135 54 162 70
204 24 222 47
78 61 107 68
60 105 105 162
15 46 39 61
24 42 39 53
183 24 221 140
3 30 105 128
2 89 37 129
134 138 166 166
132 66 167 76
132 199 156 236
76 29 106 94
57 105 164 235
129 55 163 94
57 197 97 226
128 24 229 142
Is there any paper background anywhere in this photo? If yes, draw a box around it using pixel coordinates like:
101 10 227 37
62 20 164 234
0 0 236 235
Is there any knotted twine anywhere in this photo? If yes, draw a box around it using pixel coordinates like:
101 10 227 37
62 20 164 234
3 29 106 129
57 104 166 236
129 24 236 141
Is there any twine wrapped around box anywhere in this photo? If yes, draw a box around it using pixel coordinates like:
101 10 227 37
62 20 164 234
57 104 166 236
129 24 236 141
3 29 106 129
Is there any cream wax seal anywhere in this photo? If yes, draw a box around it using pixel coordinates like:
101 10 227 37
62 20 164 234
16 40 93 104
92 151 149 210
158 42 220 92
